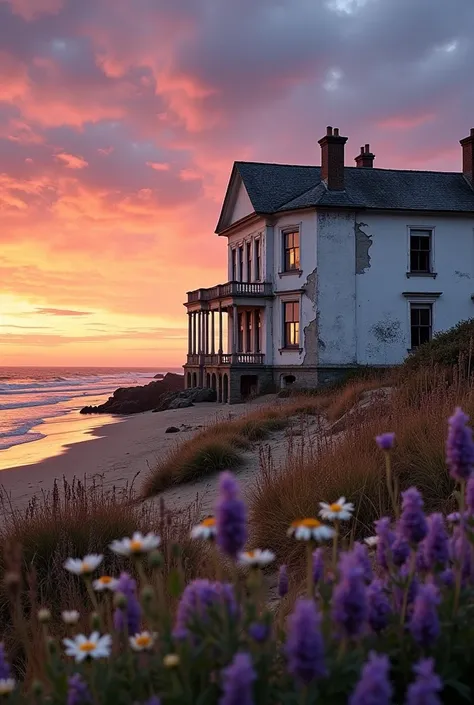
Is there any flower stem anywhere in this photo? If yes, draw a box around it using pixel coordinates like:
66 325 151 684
332 520 340 572
453 480 466 616
385 452 398 519
400 550 416 627
306 542 314 598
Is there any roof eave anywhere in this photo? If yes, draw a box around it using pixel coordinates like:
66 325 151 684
216 212 267 237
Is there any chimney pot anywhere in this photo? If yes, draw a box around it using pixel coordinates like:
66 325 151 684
355 143 375 168
460 128 474 185
326 126 333 135
318 126 348 190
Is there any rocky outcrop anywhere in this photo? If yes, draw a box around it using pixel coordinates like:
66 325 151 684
153 373 164 379
80 373 184 415
152 387 217 413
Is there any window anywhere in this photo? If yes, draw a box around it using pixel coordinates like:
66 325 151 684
245 311 252 352
255 310 261 352
231 249 237 281
410 230 432 274
283 230 300 272
255 239 261 281
246 242 252 282
410 304 432 348
238 312 244 352
283 301 300 348
238 246 244 281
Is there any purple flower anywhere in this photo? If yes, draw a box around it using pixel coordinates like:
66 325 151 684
331 552 368 639
374 517 395 571
399 488 428 545
409 582 440 649
312 548 324 584
142 699 160 705
446 407 474 482
175 579 236 635
367 579 392 633
352 542 373 583
248 622 269 643
450 533 471 580
286 599 326 684
376 432 396 451
422 514 449 571
392 532 410 567
349 652 392 705
405 658 442 705
219 652 255 705
393 564 419 614
0 643 11 680
113 572 141 636
67 674 91 705
278 565 288 598
215 472 247 558
438 568 455 588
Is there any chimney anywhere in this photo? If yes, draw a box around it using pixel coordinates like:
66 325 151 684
355 143 375 168
460 128 474 186
318 125 348 190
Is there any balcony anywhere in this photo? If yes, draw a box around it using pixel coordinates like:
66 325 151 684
187 281 272 304
186 352 265 366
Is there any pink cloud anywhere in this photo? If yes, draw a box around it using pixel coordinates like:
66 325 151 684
146 161 170 171
55 152 88 169
0 0 63 20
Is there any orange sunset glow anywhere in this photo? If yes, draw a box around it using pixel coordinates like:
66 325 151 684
1 0 473 366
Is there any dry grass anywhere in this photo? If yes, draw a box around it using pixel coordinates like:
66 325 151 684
0 476 211 681
249 367 471 566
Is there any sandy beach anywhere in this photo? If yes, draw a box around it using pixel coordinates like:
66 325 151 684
0 397 281 512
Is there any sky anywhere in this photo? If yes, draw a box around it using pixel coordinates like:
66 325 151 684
0 0 473 367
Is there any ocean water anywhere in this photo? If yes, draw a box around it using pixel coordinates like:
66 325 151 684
0 366 179 452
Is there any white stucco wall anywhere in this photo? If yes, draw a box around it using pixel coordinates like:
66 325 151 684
355 212 474 365
229 182 254 225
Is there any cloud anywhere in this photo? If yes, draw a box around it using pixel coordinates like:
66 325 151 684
55 152 88 169
146 161 170 171
34 307 92 316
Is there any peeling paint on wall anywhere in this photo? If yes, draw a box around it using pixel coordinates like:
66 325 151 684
455 270 471 279
303 268 317 302
303 318 318 365
355 222 372 274
369 315 403 364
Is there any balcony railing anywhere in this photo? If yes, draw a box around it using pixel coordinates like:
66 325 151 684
186 353 265 366
187 281 272 304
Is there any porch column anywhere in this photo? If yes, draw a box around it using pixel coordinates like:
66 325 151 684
218 304 223 355
192 313 196 354
232 304 238 355
211 310 215 354
204 311 209 354
197 312 202 353
187 313 192 355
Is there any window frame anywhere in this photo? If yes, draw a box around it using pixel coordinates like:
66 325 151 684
282 300 300 349
282 227 301 273
255 309 261 353
255 238 261 281
409 302 432 349
407 227 436 277
246 241 252 283
238 245 244 282
231 248 237 281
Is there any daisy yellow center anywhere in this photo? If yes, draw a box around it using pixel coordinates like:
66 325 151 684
202 517 216 527
99 576 113 584
329 503 343 512
246 551 255 557
79 641 96 653
136 635 152 647
296 518 321 528
130 540 143 552
81 563 91 572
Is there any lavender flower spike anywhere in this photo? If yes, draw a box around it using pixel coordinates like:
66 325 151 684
374 517 395 572
352 542 373 583
376 432 396 451
278 565 288 598
367 579 392 633
219 652 255 705
446 407 474 482
113 572 141 636
215 471 247 558
409 582 440 649
286 599 326 684
399 487 428 545
331 552 368 639
67 674 91 705
422 513 449 571
405 658 442 705
349 652 392 705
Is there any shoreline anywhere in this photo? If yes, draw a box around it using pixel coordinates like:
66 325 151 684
0 399 271 512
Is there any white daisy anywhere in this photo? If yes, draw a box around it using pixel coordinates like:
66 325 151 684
64 554 103 576
163 653 180 668
63 632 112 663
191 517 217 540
0 679 15 695
364 536 379 548
109 532 161 556
62 610 80 625
238 549 275 567
287 518 335 542
129 631 157 652
93 576 118 592
319 497 354 522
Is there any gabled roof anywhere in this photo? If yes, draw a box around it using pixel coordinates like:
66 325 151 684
215 161 474 234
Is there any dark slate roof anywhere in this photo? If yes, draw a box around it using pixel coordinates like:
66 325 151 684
232 161 474 220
